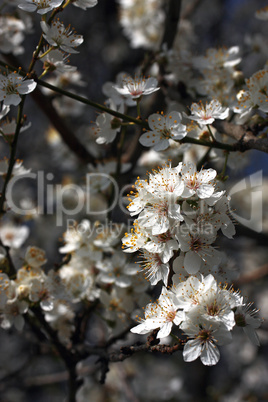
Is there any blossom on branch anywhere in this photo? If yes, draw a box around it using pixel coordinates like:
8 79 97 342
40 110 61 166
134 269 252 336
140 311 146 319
72 0 98 10
185 99 229 126
131 287 184 339
41 21 83 53
18 0 64 14
114 75 159 101
0 72 37 106
40 49 77 74
139 111 187 151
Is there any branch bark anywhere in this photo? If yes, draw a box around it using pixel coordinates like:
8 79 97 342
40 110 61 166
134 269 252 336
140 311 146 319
213 120 268 153
161 0 182 49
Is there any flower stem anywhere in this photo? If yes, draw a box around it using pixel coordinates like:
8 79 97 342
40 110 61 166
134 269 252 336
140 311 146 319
207 124 216 142
38 46 55 59
136 100 141 118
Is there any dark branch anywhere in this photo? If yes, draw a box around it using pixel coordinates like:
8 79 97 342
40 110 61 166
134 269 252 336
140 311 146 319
161 0 182 49
213 120 268 153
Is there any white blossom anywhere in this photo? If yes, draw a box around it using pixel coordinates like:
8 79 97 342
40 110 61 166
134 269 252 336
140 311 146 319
41 21 83 53
25 246 47 268
131 287 184 339
18 0 64 14
0 223 29 249
255 6 268 21
186 99 229 126
0 72 36 106
192 46 241 71
72 0 98 10
181 315 232 366
114 75 159 100
0 16 26 55
40 49 77 74
96 251 138 288
235 302 262 346
139 250 170 286
180 163 217 199
91 100 123 144
139 111 187 151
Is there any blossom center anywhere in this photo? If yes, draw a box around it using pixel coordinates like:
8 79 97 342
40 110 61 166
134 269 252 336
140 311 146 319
166 310 176 322
198 328 212 342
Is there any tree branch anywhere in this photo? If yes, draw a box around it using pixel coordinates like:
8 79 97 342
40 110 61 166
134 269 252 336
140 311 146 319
161 0 182 49
213 120 268 153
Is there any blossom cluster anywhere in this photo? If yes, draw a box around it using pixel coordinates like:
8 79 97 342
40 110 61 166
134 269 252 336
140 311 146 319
0 218 148 343
122 162 261 365
131 274 261 365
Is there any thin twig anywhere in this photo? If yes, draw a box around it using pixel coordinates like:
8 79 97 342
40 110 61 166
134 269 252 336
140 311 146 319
161 0 182 49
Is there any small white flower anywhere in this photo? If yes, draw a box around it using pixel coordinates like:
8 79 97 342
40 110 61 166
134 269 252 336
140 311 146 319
173 274 217 311
100 287 134 322
139 111 187 151
96 251 137 288
192 46 241 71
181 315 232 366
18 0 63 14
1 299 28 331
0 118 31 139
114 75 159 100
193 285 236 331
234 69 268 115
72 0 98 10
139 249 170 286
176 226 220 274
59 265 93 302
233 89 255 118
137 195 184 235
0 223 29 249
0 159 31 177
102 72 136 107
246 69 268 113
255 6 268 21
25 246 47 268
0 72 37 106
45 300 75 345
41 21 83 53
40 49 77 74
59 220 102 262
180 163 217 199
131 287 184 339
235 302 262 346
122 220 149 253
92 100 123 144
186 99 229 126
0 16 26 56
144 230 179 264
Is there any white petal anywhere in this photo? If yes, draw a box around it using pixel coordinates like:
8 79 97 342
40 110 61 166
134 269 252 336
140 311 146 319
157 322 172 338
130 322 149 335
184 251 202 274
243 326 260 346
200 342 220 366
183 339 202 362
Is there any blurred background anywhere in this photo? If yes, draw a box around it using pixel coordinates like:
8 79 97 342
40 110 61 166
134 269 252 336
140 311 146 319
0 0 268 401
